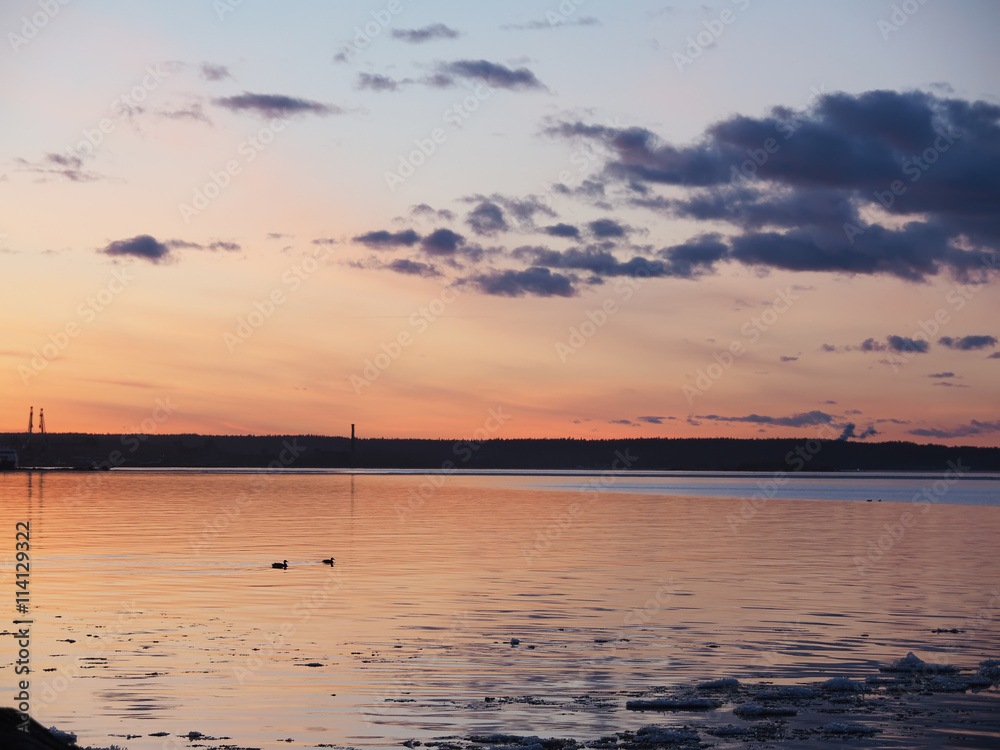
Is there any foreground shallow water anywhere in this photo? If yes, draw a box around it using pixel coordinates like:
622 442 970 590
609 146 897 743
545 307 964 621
1 470 998 749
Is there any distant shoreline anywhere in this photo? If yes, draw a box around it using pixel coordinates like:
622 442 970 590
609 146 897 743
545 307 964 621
2 433 1000 472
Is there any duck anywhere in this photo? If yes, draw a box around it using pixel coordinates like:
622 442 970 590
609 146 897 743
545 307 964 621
321 557 335 565
271 560 288 569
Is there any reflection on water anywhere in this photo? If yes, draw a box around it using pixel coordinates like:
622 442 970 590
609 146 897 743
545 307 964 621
1 470 998 748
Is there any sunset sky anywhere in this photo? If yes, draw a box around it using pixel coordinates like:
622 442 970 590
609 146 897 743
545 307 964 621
3 0 999 444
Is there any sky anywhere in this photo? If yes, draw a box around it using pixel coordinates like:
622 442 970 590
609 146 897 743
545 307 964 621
2 0 999 444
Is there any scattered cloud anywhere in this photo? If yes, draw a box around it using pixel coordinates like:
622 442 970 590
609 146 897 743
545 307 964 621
386 258 441 278
433 59 545 91
100 235 172 263
928 372 956 378
909 420 1000 439
588 218 628 239
353 229 421 248
391 23 460 43
780 356 799 362
213 92 340 118
695 410 835 428
466 201 509 236
543 223 581 239
463 267 576 297
356 73 403 93
14 153 101 182
502 16 600 31
200 63 232 81
421 228 466 255
637 415 669 424
938 335 998 350
547 89 1000 282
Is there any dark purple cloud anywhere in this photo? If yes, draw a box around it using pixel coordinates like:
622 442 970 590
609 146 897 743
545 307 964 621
353 229 421 248
909 420 1000 439
547 89 1000 282
422 228 466 255
213 92 339 118
695 410 835 427
938 335 998 350
435 60 545 90
464 267 575 297
100 235 171 263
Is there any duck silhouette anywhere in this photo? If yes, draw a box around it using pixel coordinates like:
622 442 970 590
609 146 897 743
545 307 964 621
321 557 335 565
271 560 288 569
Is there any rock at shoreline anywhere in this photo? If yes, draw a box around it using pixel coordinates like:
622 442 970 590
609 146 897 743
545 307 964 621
0 709 76 750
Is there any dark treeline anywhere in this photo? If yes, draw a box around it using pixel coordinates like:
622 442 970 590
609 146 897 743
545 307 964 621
3 432 1000 472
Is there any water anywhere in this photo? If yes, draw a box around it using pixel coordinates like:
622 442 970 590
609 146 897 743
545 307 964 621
1 470 999 749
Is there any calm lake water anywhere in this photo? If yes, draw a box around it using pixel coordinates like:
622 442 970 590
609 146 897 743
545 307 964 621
2 470 999 749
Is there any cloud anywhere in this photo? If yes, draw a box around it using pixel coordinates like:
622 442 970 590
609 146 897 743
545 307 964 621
609 419 633 425
15 153 101 182
208 241 241 252
547 89 1000 282
512 244 665 278
657 234 729 277
502 17 600 30
353 229 421 248
588 218 628 239
887 335 930 354
100 235 172 263
938 335 998 350
909 420 1000 439
695 410 835 427
780 356 799 362
989 352 1000 359
391 23 460 43
464 267 576 297
410 203 456 221
928 372 956 378
637 416 668 424
356 73 402 92
466 201 509 236
312 237 337 246
434 60 545 90
386 258 441 278
213 92 340 118
543 223 581 239
837 423 857 440
421 228 466 255
200 63 232 81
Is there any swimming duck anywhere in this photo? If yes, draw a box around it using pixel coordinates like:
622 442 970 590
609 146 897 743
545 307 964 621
271 560 288 569
321 557 335 565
